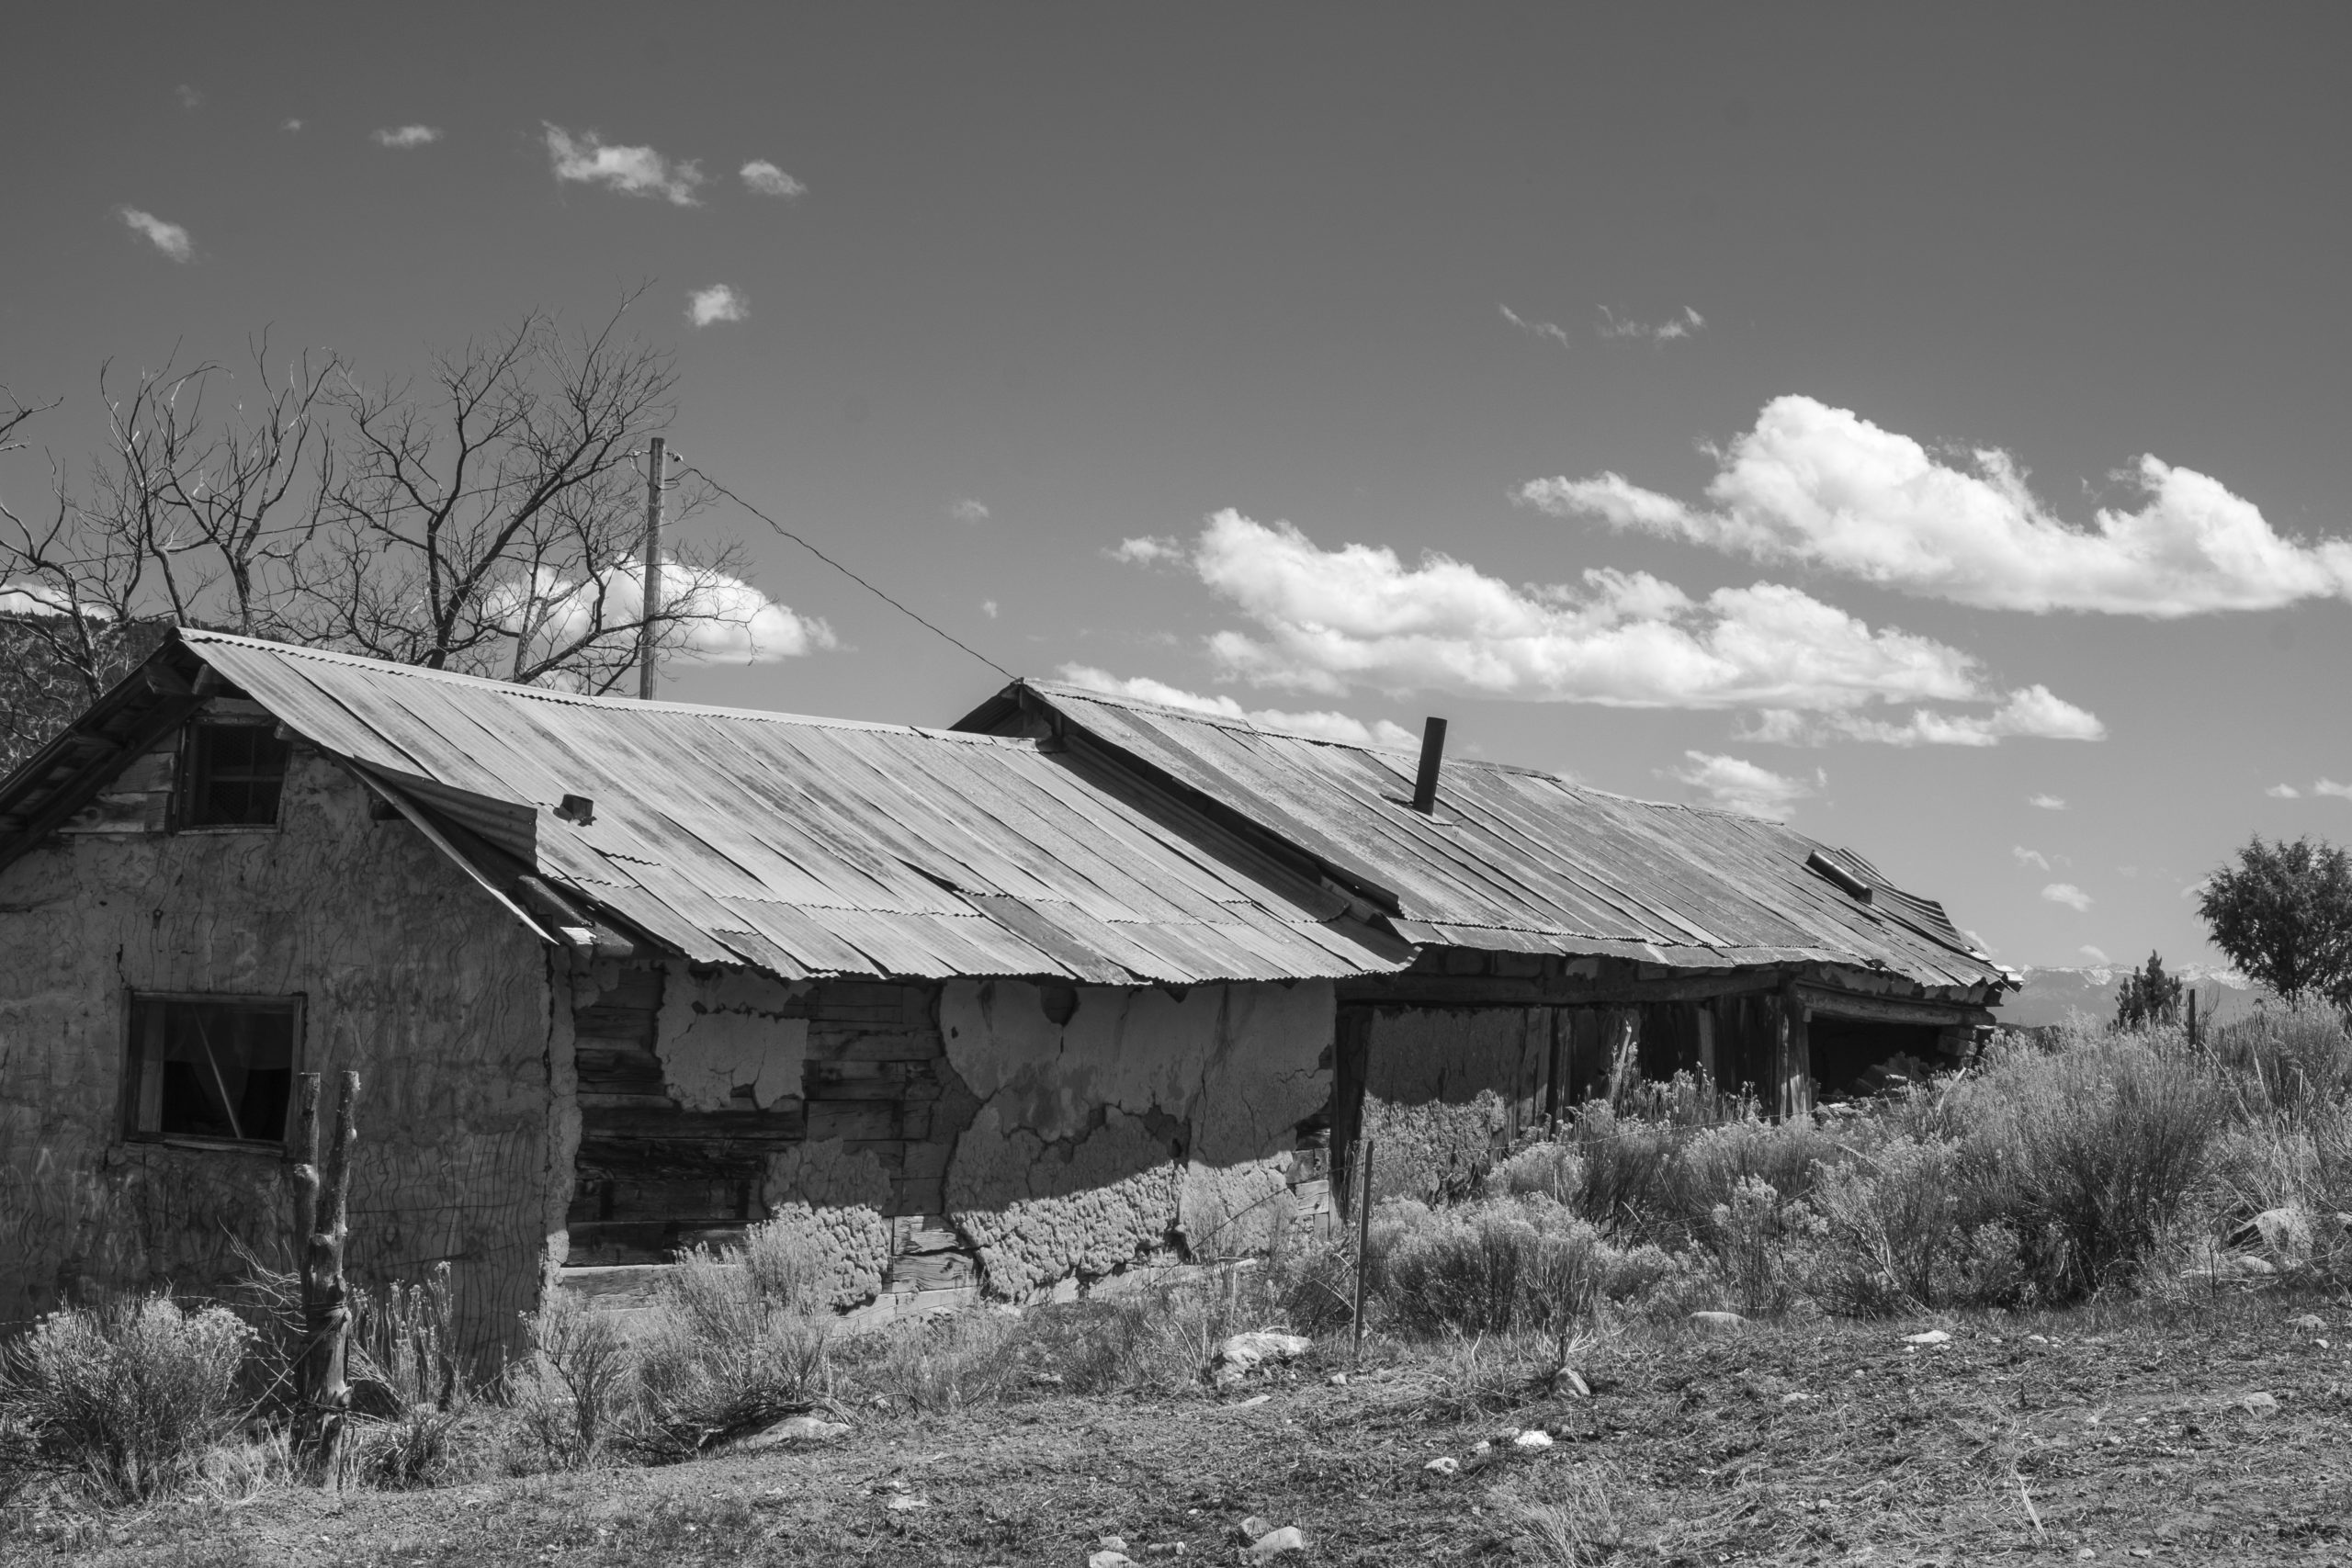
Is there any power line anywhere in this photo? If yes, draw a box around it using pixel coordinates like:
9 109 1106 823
684 465 1016 682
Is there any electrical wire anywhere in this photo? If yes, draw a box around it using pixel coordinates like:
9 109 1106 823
683 464 1016 682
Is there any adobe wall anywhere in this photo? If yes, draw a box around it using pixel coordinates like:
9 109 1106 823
0 735 558 1356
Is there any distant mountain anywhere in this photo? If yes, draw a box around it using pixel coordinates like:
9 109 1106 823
1999 964 2268 1029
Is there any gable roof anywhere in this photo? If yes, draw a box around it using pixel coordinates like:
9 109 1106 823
0 631 1408 986
956 681 2009 997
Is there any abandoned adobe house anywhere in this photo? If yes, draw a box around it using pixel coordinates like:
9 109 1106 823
0 631 2008 1354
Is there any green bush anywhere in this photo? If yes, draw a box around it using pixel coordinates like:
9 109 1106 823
506 1293 630 1471
0 1295 252 1504
628 1247 832 1459
347 1264 475 1490
1370 1197 1601 1337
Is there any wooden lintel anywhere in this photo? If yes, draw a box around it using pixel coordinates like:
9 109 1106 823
1792 984 1992 1029
1337 970 1787 1008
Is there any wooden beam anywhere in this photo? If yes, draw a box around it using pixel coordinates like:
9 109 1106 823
1792 985 1993 1029
1336 970 1787 1008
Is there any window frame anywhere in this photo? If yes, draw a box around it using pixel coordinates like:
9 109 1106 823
172 716 293 834
118 989 307 1155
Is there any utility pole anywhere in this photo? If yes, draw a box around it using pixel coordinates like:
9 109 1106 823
639 434 667 701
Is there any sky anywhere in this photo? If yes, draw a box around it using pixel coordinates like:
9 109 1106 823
6 4 2351 973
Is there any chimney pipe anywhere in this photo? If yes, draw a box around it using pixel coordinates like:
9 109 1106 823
1410 716 1448 814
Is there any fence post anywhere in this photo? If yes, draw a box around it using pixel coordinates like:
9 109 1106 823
292 1070 360 1479
1350 1134 1374 1371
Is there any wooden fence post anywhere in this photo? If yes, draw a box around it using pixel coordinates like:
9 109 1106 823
1350 1134 1374 1371
292 1069 360 1478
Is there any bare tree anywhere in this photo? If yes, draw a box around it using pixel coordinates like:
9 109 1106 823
0 300 775 764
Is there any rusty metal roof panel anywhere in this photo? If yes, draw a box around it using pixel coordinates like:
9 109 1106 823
997 682 2007 994
178 632 1403 986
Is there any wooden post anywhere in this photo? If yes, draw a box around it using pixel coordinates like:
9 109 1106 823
1350 1134 1374 1371
2187 989 2200 1048
638 434 667 701
292 1070 360 1478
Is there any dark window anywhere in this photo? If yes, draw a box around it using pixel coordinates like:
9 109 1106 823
124 995 300 1146
179 722 289 828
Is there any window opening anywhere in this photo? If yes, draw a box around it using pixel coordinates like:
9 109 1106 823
179 722 290 828
125 995 300 1146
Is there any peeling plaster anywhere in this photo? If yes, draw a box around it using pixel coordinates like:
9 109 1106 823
761 1139 893 1309
655 965 808 1111
938 978 1334 1294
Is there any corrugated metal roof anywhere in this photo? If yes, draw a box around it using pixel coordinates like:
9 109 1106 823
175 632 1409 985
964 682 2007 996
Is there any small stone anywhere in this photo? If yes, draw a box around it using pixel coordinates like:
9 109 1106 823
884 1495 929 1512
1089 1555 1136 1568
1689 1310 1747 1331
1424 1457 1460 1475
1210 1332 1313 1389
1099 1537 1128 1553
1903 1329 1952 1345
1227 1393 1272 1409
1512 1429 1554 1450
2029 1334 2049 1344
1471 1440 1492 1455
1144 1546 1185 1559
1238 1517 1274 1542
1552 1365 1591 1398
2241 1391 2279 1413
1780 1392 1813 1404
2078 1550 2096 1561
1243 1526 1308 1560
2289 1314 2326 1333
1326 1372 1347 1386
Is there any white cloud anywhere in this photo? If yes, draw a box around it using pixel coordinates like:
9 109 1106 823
1525 395 2352 617
2267 784 2302 799
1500 305 1575 350
118 209 192 263
949 499 990 525
175 85 202 110
1738 684 2104 748
2078 944 2110 964
495 558 832 667
0 581 108 617
2012 846 2050 871
281 118 304 132
740 160 806 198
1108 535 1184 566
1663 751 1813 819
1597 305 1705 342
981 600 999 619
1057 664 1418 750
685 285 748 328
371 125 441 149
2318 779 2352 800
1156 511 2093 738
2041 883 2094 912
543 124 704 205
2030 794 2067 810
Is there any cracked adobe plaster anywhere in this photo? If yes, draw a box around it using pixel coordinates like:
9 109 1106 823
940 978 1332 1294
653 964 808 1111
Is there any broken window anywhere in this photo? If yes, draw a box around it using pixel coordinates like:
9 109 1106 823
123 994 300 1147
176 721 290 829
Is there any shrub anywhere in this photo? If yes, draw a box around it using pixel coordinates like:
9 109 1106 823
858 1311 1020 1413
2208 1001 2352 1114
346 1264 472 1490
1555 1097 1841 1246
507 1294 629 1470
1488 1142 1585 1205
1371 1197 1601 1337
628 1248 831 1459
1947 1032 2224 1298
0 1295 252 1504
1702 1176 1810 1317
1807 1137 2026 1313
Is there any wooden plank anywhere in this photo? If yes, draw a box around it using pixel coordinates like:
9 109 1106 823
579 1100 806 1141
1336 970 1788 1008
1792 985 1993 1030
804 1060 940 1100
804 1101 900 1142
886 1251 975 1291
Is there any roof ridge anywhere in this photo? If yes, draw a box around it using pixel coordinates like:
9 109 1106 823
179 628 1033 747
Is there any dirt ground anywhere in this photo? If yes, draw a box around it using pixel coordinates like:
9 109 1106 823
13 1293 2352 1567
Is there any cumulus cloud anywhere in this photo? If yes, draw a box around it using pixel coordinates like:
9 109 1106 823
1500 305 1576 350
1525 395 2352 616
495 558 832 668
1598 305 1705 342
118 209 192 262
981 600 999 619
1663 751 1813 819
1108 535 1184 566
2030 794 2068 810
2267 784 2302 799
2041 882 2094 912
175 85 202 110
1057 664 1419 750
544 124 704 205
740 160 806 198
1737 684 2104 748
2012 846 2051 871
949 499 990 525
0 581 108 617
2079 944 2110 964
685 284 748 328
2319 779 2352 800
1125 512 2098 742
371 124 441 148
281 118 304 132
